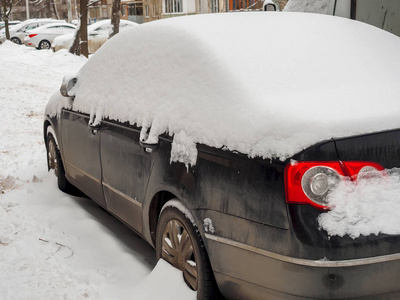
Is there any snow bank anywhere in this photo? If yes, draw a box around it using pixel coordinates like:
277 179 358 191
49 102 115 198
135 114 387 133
47 13 400 165
318 169 400 238
0 41 86 189
0 175 156 299
131 259 196 299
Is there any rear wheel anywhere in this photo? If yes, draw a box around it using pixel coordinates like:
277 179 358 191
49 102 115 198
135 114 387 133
11 37 21 44
39 40 51 50
46 132 73 193
156 200 221 299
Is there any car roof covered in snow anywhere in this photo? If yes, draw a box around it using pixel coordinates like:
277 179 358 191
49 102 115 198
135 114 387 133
47 12 400 163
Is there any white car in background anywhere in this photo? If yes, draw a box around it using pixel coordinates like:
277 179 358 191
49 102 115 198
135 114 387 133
0 20 21 30
52 19 138 53
24 23 76 50
0 18 64 45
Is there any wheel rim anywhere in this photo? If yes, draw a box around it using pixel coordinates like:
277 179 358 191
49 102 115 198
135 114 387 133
161 219 198 290
11 38 20 44
47 138 59 177
40 41 50 50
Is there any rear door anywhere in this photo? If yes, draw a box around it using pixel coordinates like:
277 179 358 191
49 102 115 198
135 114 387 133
99 120 156 232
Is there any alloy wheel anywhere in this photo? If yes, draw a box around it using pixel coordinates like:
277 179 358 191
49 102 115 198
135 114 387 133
47 137 59 177
161 218 198 290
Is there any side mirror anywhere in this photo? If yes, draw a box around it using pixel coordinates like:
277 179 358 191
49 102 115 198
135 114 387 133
60 75 77 97
264 3 276 11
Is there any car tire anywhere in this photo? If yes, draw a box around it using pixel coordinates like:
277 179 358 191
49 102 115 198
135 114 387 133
46 132 73 193
11 37 21 44
156 201 222 299
39 40 51 50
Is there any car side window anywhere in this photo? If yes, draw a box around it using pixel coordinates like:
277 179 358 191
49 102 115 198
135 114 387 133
25 23 38 30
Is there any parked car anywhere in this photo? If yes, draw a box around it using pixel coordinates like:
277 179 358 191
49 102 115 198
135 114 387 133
44 12 400 299
23 22 76 49
0 20 21 30
0 18 64 45
52 19 138 53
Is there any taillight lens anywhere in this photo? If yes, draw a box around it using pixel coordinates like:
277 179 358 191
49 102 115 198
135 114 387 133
285 161 384 210
28 34 37 38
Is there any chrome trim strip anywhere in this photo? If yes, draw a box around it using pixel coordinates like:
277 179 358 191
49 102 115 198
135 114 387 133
66 162 102 184
205 233 400 268
102 182 142 208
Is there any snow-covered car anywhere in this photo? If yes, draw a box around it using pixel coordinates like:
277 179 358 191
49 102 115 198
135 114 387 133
44 13 400 299
23 23 76 50
0 20 21 31
52 19 138 53
0 18 64 45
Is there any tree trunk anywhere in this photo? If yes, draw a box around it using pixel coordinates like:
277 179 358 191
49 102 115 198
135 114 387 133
46 0 52 17
52 0 60 19
2 0 11 40
110 0 121 38
69 22 81 55
79 0 88 57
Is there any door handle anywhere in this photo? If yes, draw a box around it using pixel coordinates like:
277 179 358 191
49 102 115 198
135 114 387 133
88 122 101 135
139 139 158 153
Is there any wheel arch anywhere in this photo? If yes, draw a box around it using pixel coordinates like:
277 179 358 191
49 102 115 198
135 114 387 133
148 190 177 247
44 120 59 146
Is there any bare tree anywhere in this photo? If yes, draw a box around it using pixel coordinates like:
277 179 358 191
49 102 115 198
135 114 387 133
52 0 60 19
110 0 120 38
1 0 13 40
69 0 88 57
69 20 81 54
79 0 88 57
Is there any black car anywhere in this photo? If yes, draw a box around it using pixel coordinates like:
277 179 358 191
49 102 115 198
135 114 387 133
44 13 400 299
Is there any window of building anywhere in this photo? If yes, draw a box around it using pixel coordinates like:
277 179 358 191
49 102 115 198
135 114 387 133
164 0 182 13
128 3 143 16
122 4 127 16
210 0 218 12
145 4 149 17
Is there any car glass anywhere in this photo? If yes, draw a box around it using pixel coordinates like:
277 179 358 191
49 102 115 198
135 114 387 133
17 25 29 32
25 23 38 30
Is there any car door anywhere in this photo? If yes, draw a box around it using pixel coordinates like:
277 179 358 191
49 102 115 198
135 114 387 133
60 109 106 207
99 120 156 232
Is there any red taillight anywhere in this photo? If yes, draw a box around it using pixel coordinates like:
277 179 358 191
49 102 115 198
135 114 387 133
28 34 37 38
285 161 385 210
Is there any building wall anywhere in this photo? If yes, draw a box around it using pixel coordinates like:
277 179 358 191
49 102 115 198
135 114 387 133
354 0 400 37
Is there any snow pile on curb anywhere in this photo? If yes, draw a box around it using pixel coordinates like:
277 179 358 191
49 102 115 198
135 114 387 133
0 41 87 187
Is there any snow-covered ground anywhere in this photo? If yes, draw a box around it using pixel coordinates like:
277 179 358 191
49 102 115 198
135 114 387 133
0 41 195 300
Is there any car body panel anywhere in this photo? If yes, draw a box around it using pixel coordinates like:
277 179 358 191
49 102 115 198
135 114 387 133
60 110 105 207
100 120 156 231
23 23 76 48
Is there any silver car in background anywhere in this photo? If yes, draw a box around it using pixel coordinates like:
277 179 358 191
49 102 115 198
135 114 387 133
24 23 76 50
52 19 138 54
0 18 64 45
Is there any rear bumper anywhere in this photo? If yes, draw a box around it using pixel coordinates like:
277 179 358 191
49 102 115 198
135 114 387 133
205 233 400 299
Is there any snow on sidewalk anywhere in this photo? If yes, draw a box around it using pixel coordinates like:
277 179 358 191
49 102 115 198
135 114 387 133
0 42 195 300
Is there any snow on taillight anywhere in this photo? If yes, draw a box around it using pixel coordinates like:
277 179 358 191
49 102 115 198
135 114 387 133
285 161 385 210
28 34 37 38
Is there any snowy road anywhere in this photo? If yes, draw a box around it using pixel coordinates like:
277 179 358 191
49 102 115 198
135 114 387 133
0 42 195 299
